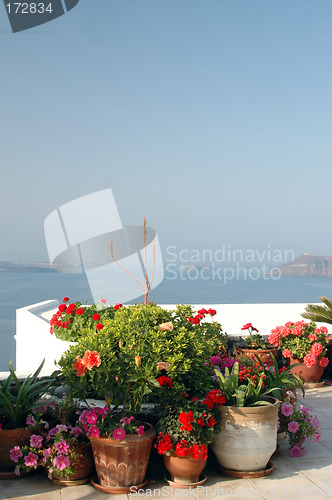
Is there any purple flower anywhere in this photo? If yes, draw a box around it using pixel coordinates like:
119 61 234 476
53 454 70 471
288 421 300 433
112 428 126 440
281 402 293 417
10 446 23 463
30 434 43 448
24 452 38 467
26 416 35 426
70 426 83 438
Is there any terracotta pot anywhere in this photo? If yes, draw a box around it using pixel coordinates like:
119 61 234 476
163 453 207 484
241 348 277 368
289 357 324 383
0 427 32 471
49 442 94 482
211 398 279 472
89 422 156 488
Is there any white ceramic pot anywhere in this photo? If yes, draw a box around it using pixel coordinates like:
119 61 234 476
211 398 279 472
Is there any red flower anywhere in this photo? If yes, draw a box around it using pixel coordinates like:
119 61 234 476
207 416 216 427
73 357 87 377
66 303 76 314
76 307 84 315
197 308 208 315
157 376 173 388
175 440 191 457
114 303 122 311
154 433 173 455
63 297 69 303
178 411 194 432
207 309 217 316
96 323 104 330
58 304 67 313
82 350 101 370
191 444 208 460
197 418 205 427
204 389 225 408
92 313 100 321
100 298 107 304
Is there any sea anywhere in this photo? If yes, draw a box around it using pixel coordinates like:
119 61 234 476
1 270 332 371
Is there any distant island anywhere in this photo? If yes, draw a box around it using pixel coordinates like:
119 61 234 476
0 261 55 273
276 254 332 277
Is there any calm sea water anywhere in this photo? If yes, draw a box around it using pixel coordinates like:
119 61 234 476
2 271 332 371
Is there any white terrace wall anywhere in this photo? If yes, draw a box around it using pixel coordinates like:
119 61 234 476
14 301 330 377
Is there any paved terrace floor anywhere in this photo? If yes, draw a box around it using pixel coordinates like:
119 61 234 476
2 386 332 500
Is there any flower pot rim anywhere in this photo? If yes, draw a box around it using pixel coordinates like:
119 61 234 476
88 421 156 445
217 397 279 412
242 348 276 354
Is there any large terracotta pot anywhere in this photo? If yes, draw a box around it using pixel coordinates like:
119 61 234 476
0 427 32 471
163 453 207 484
211 398 279 472
241 348 277 368
89 422 155 488
49 442 94 483
289 356 324 383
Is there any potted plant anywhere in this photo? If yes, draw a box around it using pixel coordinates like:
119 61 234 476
211 356 304 474
241 323 276 367
279 393 321 457
9 397 94 484
269 321 330 383
57 302 225 492
0 360 54 474
154 389 224 486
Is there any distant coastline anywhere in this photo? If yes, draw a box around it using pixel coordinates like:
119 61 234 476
0 261 56 273
276 254 332 277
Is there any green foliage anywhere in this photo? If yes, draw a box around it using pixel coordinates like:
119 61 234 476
243 334 272 350
302 296 332 325
0 360 54 429
58 303 226 414
215 355 304 407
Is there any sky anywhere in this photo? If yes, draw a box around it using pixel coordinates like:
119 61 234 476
1 0 332 266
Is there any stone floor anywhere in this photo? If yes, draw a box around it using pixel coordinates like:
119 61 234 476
2 386 332 500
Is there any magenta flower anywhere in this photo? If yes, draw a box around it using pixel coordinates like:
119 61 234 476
112 428 126 440
88 425 100 438
30 434 43 448
10 446 23 463
281 402 293 417
26 416 35 426
70 426 83 438
290 445 306 457
86 412 98 425
288 421 300 433
24 452 38 467
120 416 134 425
137 425 145 437
53 454 70 471
55 440 70 454
42 448 51 463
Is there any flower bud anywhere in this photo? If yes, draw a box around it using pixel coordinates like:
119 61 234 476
119 340 122 348
135 355 142 367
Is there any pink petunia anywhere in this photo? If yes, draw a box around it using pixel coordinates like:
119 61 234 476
70 426 83 438
281 402 293 417
289 445 306 457
30 434 43 448
112 428 126 440
42 448 51 463
53 454 70 471
24 452 38 467
137 425 145 437
86 412 98 425
10 446 23 463
26 416 35 426
88 426 100 438
55 440 70 455
120 416 134 425
288 421 300 433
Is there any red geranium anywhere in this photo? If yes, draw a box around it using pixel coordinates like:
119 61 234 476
178 411 194 432
157 376 173 388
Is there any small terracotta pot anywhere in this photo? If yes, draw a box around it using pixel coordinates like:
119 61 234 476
241 348 277 368
163 453 207 484
89 422 156 488
0 427 32 471
289 357 324 383
49 442 94 482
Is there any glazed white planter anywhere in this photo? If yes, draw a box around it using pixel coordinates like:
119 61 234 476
211 399 279 472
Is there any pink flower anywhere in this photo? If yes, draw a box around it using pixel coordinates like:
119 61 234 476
281 402 293 417
308 334 317 341
282 348 291 358
30 434 43 448
88 426 100 438
289 445 306 457
42 448 51 463
53 454 70 471
137 425 145 437
71 427 83 438
288 421 300 433
24 452 38 467
268 331 280 347
55 440 70 454
313 432 321 443
319 357 329 367
310 343 323 357
112 428 126 440
26 416 35 426
10 446 23 463
86 412 98 425
120 416 134 425
100 298 107 304
303 353 317 368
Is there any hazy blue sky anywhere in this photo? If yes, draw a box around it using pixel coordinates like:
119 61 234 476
1 0 332 263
